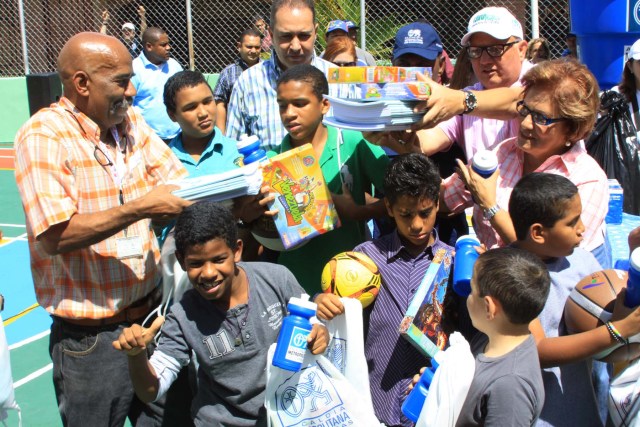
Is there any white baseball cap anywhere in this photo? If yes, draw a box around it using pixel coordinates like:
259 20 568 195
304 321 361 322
461 7 523 46
629 39 640 60
122 22 135 31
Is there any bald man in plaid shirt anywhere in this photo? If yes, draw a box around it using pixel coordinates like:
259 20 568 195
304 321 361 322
14 32 190 426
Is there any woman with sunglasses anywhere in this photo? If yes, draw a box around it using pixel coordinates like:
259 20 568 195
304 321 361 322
440 59 609 267
323 35 360 68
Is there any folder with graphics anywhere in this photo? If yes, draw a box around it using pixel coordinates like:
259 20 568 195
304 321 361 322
399 248 453 358
262 144 341 249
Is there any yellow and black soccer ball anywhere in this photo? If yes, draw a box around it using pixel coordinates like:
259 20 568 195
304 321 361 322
320 251 381 308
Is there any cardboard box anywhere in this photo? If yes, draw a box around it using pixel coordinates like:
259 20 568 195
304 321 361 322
358 82 431 100
399 248 453 358
262 144 341 249
327 66 431 84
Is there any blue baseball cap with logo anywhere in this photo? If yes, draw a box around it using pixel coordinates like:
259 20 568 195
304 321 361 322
345 20 359 30
326 20 349 35
393 22 443 61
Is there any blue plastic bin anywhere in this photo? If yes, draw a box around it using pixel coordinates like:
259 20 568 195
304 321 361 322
570 0 640 89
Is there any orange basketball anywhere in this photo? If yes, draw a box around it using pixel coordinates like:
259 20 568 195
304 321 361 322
564 269 640 362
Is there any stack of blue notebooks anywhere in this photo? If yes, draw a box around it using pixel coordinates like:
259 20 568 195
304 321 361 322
172 163 263 202
323 95 424 131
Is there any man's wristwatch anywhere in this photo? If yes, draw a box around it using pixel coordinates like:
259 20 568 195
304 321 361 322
483 205 500 221
462 90 477 114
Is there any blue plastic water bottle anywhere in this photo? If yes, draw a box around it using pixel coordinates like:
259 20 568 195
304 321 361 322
471 151 498 178
402 357 441 422
624 248 640 307
236 134 267 165
272 294 317 372
453 235 481 297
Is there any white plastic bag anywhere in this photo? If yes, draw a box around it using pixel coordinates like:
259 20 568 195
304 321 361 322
0 314 21 425
160 231 191 307
266 347 382 426
265 297 382 426
609 358 640 426
323 298 374 409
415 332 475 427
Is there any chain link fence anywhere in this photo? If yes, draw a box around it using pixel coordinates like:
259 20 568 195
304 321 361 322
0 0 569 78
359 0 570 63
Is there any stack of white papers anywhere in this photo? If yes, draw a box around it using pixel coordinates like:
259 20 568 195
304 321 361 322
323 95 424 131
172 163 263 202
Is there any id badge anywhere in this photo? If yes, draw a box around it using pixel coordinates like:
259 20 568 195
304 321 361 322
116 235 143 259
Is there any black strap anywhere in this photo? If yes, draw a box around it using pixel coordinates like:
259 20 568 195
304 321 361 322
630 90 640 132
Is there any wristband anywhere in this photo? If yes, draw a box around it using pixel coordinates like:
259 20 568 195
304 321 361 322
606 321 629 345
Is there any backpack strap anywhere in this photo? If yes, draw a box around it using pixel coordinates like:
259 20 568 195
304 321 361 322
630 90 640 132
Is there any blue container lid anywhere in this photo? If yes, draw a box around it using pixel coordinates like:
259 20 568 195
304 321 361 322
244 149 267 164
237 134 261 155
288 294 317 317
455 235 480 247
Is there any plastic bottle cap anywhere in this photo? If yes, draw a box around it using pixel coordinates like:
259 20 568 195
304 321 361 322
455 235 481 246
472 151 498 173
237 134 260 150
630 248 640 272
244 149 267 164
288 294 318 311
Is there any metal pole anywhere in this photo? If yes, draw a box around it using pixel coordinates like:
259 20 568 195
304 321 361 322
531 0 539 39
18 0 29 74
186 0 195 70
360 0 366 50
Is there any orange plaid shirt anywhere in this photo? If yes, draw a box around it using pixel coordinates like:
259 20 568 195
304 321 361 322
14 97 187 319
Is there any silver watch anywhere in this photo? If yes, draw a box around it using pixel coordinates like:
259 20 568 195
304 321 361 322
483 205 500 221
462 90 478 114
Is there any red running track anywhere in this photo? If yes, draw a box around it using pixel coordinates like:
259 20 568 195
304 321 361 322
0 147 14 169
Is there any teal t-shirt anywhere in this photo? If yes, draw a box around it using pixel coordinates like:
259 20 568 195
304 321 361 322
168 127 244 177
269 125 389 294
160 128 243 246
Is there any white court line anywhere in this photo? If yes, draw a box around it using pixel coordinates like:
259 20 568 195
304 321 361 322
0 223 26 228
14 363 53 388
0 234 28 247
9 330 50 351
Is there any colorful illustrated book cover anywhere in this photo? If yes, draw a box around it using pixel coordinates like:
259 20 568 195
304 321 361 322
358 82 432 101
262 144 341 249
398 248 453 358
327 66 431 84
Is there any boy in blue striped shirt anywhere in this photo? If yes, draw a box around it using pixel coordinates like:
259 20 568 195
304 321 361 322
315 153 451 426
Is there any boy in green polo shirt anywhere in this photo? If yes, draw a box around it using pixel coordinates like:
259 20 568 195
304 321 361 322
270 64 389 294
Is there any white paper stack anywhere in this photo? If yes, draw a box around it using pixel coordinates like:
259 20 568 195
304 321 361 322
171 163 263 202
323 95 424 131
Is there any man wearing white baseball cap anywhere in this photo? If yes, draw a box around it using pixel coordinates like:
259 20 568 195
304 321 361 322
615 38 640 130
392 7 532 162
119 22 142 57
99 6 147 58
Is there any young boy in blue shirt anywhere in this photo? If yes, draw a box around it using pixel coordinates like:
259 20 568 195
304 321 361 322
508 173 640 427
114 202 328 426
316 153 451 426
164 70 243 177
271 64 389 294
163 70 265 257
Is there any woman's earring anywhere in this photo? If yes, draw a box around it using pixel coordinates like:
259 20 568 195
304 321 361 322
565 141 571 147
